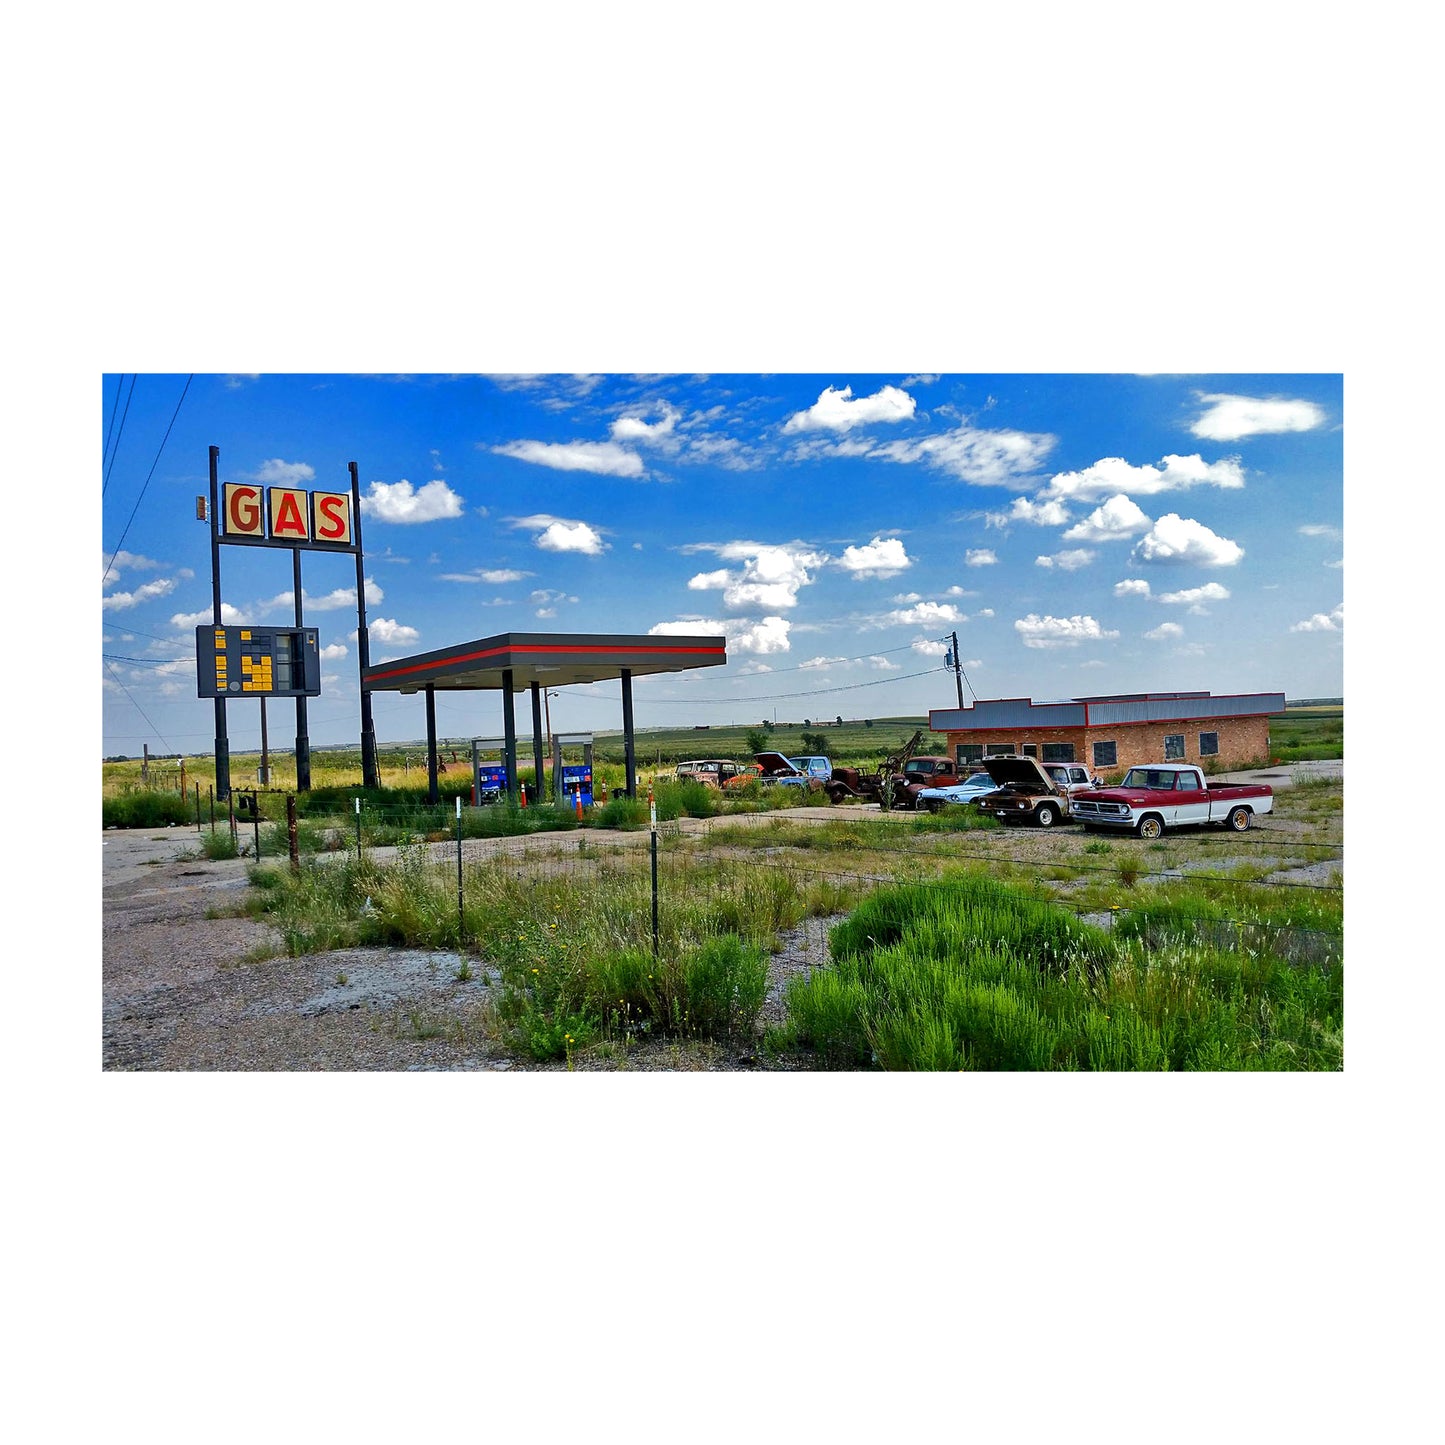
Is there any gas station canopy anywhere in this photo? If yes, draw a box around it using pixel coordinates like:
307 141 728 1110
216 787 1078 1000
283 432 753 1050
363 631 727 693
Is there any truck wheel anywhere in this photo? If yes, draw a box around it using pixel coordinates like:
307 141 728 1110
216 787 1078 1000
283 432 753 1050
923 798 942 814
1227 805 1252 832
1136 814 1164 841
1035 803 1058 828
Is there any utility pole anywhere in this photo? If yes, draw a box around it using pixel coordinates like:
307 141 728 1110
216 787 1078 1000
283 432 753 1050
350 461 379 789
951 630 964 708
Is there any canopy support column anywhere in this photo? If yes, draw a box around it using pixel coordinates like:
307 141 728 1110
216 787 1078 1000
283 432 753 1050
502 669 518 803
530 682 546 803
621 667 637 798
425 686 439 804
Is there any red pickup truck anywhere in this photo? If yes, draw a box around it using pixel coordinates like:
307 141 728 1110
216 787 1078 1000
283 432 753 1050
1069 764 1273 839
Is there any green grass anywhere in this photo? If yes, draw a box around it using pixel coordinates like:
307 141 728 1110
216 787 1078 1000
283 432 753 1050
777 870 1341 1070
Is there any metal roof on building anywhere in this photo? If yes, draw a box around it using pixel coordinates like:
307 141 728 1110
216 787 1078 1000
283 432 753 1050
930 691 1285 733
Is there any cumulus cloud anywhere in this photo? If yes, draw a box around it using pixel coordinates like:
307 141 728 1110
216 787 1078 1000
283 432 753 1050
1145 622 1185 641
492 439 645 478
965 549 998 567
1042 453 1244 503
610 405 680 444
649 615 792 654
1014 614 1119 649
868 655 901 670
911 637 948 657
1001 497 1071 527
1290 603 1344 633
800 656 848 670
367 618 420 646
1063 494 1152 543
1191 393 1326 441
682 540 827 610
254 458 316 485
783 384 916 433
171 602 248 628
1114 578 1152 597
1035 549 1095 571
320 642 348 660
1132 514 1243 566
837 536 912 580
1299 523 1342 539
1158 583 1230 606
889 601 963 626
509 514 609 555
102 577 178 610
361 478 464 523
102 550 166 585
874 424 1056 486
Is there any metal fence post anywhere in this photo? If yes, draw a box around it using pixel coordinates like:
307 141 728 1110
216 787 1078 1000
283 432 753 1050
194 782 201 832
253 798 261 858
355 796 362 861
287 794 299 870
456 795 465 947
649 783 659 957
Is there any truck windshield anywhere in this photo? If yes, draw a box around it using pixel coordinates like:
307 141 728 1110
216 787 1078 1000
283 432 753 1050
1122 768 1176 789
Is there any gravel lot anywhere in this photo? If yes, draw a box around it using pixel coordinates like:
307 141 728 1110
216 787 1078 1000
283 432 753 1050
102 765 1341 1071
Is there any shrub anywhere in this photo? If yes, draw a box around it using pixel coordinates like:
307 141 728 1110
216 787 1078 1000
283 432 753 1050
103 789 192 829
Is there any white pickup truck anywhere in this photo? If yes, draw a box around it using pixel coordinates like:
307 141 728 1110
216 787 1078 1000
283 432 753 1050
1069 764 1274 838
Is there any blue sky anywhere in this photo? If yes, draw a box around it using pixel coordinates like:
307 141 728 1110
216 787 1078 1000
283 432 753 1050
101 371 1343 757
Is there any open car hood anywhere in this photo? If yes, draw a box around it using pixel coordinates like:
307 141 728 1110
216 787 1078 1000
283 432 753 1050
982 755 1061 792
754 752 805 778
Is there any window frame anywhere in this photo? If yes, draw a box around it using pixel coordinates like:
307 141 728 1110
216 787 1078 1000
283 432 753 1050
1164 733 1186 761
1199 731 1220 757
1092 740 1118 768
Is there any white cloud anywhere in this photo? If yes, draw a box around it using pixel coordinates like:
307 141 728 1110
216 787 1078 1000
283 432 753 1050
889 601 963 626
610 405 680 444
976 608 994 618
1014 614 1119 649
911 637 948 657
492 439 645 478
367 618 420 646
1132 514 1244 566
682 540 827 610
254 458 316 485
649 615 792 654
362 478 464 523
1114 579 1152 597
1325 557 1343 569
1158 582 1230 606
875 424 1055 486
900 374 939 387
800 656 848 670
1144 622 1185 641
101 550 165 585
277 580 384 612
320 642 348 660
1003 497 1071 527
171 601 248 628
1290 603 1344 633
783 384 916 434
1299 523 1342 539
1035 549 1095 571
510 514 609 555
440 568 532 584
1043 453 1244 503
102 577 177 610
965 549 998 567
1191 393 1326 441
1062 494 1152 543
837 536 912 580
868 655 901 671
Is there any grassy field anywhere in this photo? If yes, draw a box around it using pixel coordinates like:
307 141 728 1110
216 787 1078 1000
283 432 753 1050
102 701 1342 805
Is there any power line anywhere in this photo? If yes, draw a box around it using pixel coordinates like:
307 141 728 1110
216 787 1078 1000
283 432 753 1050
103 658 174 753
101 374 136 496
102 374 192 585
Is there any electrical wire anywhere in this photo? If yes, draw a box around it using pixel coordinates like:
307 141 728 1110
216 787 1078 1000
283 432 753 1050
102 374 193 586
104 658 174 753
101 374 136 496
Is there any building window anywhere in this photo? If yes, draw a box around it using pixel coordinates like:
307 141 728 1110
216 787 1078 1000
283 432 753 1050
1022 743 1038 757
1093 741 1118 768
957 744 983 765
1199 731 1219 757
985 742 1016 757
1164 733 1185 760
1042 743 1076 763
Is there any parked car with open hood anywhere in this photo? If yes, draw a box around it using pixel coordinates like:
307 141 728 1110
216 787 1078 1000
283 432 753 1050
974 755 1075 827
753 752 826 790
675 759 752 787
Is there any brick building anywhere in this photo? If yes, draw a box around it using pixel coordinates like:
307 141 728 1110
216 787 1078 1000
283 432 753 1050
928 691 1286 778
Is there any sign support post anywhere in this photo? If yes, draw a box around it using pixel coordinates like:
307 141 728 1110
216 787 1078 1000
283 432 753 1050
209 445 231 800
293 546 311 791
350 461 379 789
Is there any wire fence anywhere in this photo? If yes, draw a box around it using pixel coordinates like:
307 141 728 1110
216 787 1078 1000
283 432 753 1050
189 788 1344 968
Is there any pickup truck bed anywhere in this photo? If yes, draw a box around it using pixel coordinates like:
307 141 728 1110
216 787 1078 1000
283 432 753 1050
1070 764 1273 838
